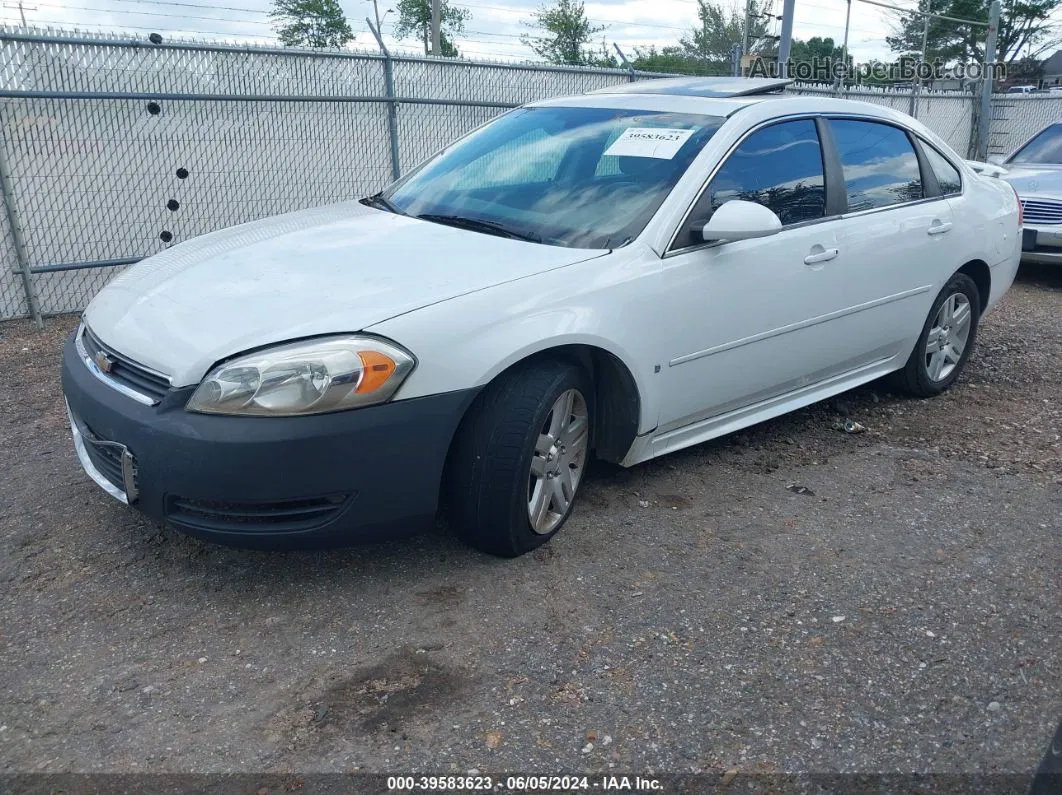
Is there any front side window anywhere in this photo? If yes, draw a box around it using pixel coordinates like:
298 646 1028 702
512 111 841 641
384 106 724 249
922 144 962 195
1008 124 1062 164
674 119 826 248
830 119 923 211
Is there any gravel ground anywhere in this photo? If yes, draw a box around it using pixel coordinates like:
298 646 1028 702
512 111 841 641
0 265 1060 780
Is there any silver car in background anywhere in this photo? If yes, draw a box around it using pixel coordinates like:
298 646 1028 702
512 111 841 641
995 122 1062 264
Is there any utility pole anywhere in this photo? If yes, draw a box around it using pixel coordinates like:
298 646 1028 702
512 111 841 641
430 0 441 56
835 0 851 94
614 43 636 81
368 0 383 33
976 0 1001 160
777 0 795 78
1 0 34 25
742 0 752 57
910 0 930 116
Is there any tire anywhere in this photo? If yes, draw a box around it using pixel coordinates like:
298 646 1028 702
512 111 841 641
449 359 593 557
891 272 981 397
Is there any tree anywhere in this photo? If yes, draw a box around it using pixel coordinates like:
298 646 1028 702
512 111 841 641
789 36 845 63
857 58 904 85
631 45 725 75
522 0 605 66
393 0 471 56
270 0 354 48
1007 54 1046 83
788 36 853 82
679 0 770 73
886 0 1062 65
591 38 620 68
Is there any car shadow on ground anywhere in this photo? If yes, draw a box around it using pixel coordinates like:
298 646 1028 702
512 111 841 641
1017 260 1062 290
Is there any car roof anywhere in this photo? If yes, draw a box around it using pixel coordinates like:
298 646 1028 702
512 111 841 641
529 90 919 127
590 76 794 98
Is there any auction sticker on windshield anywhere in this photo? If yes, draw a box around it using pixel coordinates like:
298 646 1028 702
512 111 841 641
603 127 696 159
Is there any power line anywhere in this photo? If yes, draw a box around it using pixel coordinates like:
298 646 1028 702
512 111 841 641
31 1 275 25
2 0 944 62
8 0 911 47
853 0 990 26
454 3 690 33
74 0 270 14
3 17 278 38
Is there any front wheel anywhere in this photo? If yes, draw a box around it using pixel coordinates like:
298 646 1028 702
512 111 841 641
449 360 593 557
892 272 981 397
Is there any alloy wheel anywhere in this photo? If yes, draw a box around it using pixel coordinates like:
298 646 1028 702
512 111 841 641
527 388 589 535
925 292 972 382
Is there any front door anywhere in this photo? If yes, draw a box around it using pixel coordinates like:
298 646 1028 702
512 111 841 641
656 118 862 433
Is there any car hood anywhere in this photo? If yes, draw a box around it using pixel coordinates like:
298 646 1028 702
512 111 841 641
85 201 607 387
1000 163 1062 197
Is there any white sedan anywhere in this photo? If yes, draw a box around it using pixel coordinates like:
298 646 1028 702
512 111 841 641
62 77 1021 557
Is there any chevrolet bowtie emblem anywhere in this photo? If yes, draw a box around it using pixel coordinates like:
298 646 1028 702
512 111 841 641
93 350 116 374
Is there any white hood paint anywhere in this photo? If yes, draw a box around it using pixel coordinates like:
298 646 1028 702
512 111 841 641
998 163 1062 197
85 201 607 386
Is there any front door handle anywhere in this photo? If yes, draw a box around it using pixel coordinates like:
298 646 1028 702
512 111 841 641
804 247 839 265
928 221 953 235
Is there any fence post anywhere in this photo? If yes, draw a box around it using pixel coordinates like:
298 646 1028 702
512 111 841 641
368 18 401 181
613 43 635 82
0 141 42 329
975 0 1001 160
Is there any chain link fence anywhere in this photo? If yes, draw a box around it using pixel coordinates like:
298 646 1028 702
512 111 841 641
0 199 30 319
0 27 1057 322
986 94 1062 159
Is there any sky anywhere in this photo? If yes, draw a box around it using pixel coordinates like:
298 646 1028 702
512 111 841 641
0 0 981 66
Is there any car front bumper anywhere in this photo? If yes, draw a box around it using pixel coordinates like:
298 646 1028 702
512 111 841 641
61 332 478 549
1021 224 1062 264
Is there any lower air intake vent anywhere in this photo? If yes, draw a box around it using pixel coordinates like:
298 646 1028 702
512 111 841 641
165 494 349 533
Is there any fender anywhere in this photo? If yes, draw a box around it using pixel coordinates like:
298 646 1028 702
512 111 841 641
368 248 665 435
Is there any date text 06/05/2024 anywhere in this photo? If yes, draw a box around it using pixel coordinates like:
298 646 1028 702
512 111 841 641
386 775 664 791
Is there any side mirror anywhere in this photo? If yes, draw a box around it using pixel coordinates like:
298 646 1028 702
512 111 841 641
701 200 782 242
987 154 1006 166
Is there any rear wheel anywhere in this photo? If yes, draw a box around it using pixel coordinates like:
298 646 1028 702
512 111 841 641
449 360 592 557
892 272 980 397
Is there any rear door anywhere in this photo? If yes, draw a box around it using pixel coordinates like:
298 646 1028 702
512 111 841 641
823 118 955 360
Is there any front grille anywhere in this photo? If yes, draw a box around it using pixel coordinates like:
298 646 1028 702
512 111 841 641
83 436 124 490
72 412 138 494
165 494 350 534
81 326 171 403
1021 198 1062 225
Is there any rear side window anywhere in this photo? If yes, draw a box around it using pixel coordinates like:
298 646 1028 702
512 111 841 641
922 144 962 195
830 120 923 211
708 119 826 225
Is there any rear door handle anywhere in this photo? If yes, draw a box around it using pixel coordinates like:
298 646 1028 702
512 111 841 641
804 247 839 265
928 221 953 235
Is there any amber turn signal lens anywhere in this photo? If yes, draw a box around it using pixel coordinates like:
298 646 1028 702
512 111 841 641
355 350 397 394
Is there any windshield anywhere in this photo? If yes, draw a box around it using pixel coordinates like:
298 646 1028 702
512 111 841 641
382 106 724 249
1009 124 1062 164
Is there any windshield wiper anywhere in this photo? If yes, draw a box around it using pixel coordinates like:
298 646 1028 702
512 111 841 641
415 213 541 243
360 192 405 215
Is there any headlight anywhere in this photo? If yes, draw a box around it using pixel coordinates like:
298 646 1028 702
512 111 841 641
186 336 415 416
